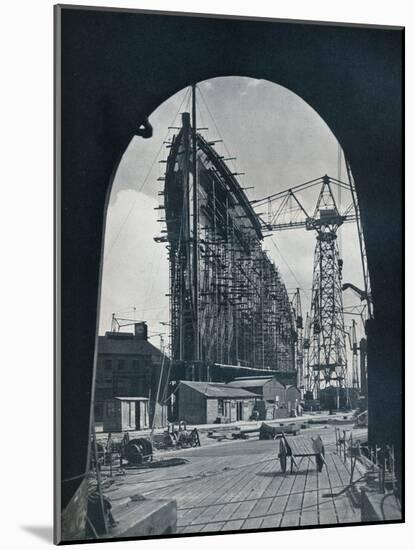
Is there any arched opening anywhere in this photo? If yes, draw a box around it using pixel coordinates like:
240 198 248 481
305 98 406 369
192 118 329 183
97 77 369 413
57 8 402 541
86 77 376 534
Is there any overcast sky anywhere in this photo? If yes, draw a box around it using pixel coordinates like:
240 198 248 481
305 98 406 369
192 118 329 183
98 76 365 359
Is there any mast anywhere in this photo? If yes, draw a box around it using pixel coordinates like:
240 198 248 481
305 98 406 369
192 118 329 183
191 84 200 370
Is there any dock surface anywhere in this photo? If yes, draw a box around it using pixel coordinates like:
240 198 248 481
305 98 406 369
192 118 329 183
104 426 371 534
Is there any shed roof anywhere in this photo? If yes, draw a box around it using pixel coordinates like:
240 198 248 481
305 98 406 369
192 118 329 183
233 376 274 380
112 396 149 401
98 333 164 360
179 380 258 399
227 378 285 389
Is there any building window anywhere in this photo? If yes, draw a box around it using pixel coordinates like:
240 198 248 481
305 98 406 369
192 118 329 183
118 359 125 371
218 399 224 415
94 404 103 419
105 359 112 370
106 402 116 416
114 378 126 394
132 359 139 370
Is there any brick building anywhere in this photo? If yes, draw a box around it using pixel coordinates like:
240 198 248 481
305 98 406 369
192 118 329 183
94 322 168 427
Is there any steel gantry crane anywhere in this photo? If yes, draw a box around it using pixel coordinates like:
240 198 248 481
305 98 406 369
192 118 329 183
252 175 358 398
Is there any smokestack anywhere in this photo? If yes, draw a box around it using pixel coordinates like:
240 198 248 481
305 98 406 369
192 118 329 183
134 322 148 341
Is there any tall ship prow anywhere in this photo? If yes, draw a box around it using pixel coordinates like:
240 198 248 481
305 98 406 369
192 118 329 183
158 85 296 385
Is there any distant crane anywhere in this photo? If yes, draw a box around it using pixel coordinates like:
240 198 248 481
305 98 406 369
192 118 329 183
350 319 360 392
303 312 312 393
253 174 358 398
291 288 304 392
111 310 142 333
342 282 373 328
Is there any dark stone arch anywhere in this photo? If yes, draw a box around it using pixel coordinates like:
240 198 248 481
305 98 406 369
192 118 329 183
56 5 403 515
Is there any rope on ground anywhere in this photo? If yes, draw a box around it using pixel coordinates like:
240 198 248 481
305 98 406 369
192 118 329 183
140 454 279 495
62 471 90 483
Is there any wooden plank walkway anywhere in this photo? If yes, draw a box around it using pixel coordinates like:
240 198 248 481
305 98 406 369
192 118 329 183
104 428 366 535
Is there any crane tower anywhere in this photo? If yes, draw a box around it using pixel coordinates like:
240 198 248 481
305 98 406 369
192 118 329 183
253 174 357 398
291 288 304 392
307 177 348 395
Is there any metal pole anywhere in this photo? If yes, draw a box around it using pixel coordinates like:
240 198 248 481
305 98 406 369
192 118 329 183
150 350 166 444
91 419 108 535
191 84 200 372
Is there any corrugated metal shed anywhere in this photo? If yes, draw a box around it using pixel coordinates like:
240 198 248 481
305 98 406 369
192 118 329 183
178 380 258 399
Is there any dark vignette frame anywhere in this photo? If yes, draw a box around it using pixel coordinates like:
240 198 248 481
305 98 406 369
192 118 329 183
54 3 405 544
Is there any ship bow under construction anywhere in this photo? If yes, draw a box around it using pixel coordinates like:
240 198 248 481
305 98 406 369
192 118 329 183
163 109 295 382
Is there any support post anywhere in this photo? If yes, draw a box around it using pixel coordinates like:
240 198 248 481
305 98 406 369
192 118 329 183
191 84 200 373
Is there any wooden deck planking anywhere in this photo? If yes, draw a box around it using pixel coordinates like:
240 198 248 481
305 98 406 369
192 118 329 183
331 452 351 486
280 458 307 528
189 503 225 526
196 454 275 507
249 496 273 518
179 451 275 512
318 501 338 525
329 454 360 524
178 456 274 526
261 466 298 528
178 465 248 515
318 455 340 525
203 459 277 526
262 469 286 498
245 461 281 509
178 458 273 526
153 455 247 510
178 523 204 534
334 494 359 524
220 519 244 531
227 459 274 503
241 517 264 530
105 433 364 535
106 456 213 503
228 495 260 522
260 513 284 529
209 501 244 524
201 521 226 532
300 466 319 526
